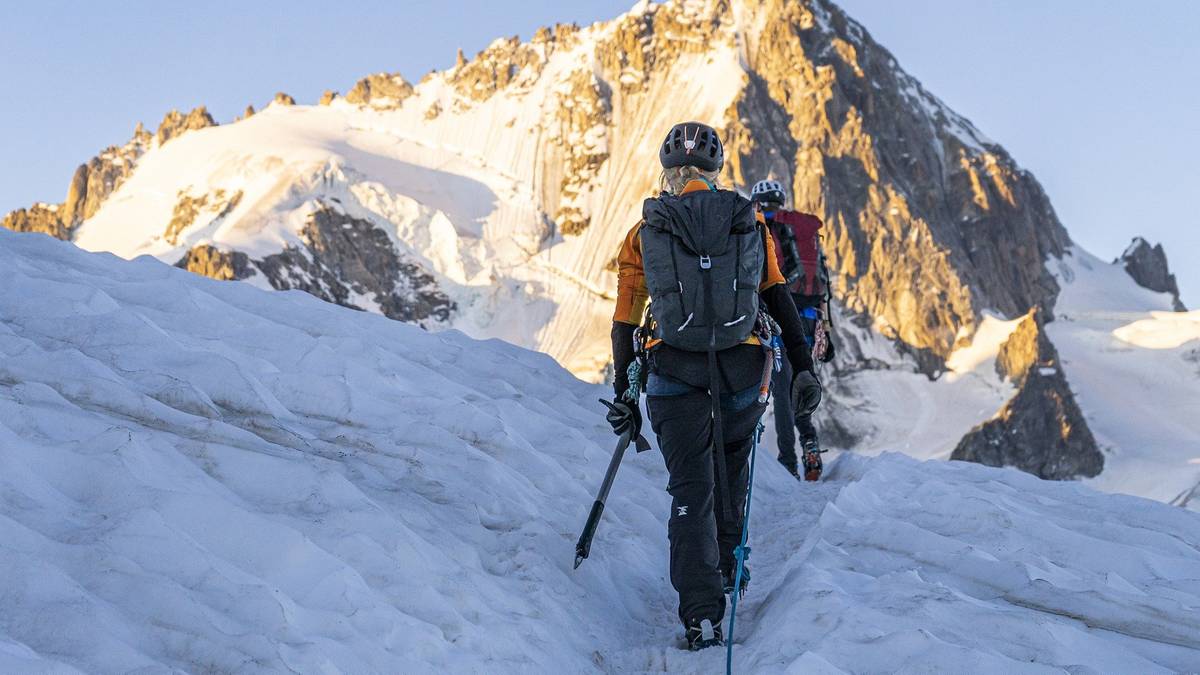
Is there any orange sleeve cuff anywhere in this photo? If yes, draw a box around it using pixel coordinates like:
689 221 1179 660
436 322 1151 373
613 224 649 324
760 224 786 290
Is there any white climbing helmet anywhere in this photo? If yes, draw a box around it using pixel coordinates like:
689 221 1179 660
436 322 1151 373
750 179 786 205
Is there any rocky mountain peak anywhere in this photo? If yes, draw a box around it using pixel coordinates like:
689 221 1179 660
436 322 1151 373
712 0 1071 367
156 106 216 146
448 32 566 102
595 0 735 93
345 73 414 109
1 204 69 240
4 106 215 241
1117 237 1185 311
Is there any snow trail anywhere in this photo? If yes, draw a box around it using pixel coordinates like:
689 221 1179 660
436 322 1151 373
603 450 845 674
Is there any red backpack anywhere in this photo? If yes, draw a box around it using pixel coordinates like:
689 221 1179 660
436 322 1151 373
766 210 828 298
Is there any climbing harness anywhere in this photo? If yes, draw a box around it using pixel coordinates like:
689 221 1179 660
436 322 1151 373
753 310 782 403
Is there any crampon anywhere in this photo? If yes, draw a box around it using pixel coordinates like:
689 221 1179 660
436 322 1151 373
801 439 825 482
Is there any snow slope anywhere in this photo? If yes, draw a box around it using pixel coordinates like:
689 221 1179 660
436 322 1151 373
756 307 1020 466
1048 249 1200 509
71 24 747 378
1 229 678 672
4 230 1200 673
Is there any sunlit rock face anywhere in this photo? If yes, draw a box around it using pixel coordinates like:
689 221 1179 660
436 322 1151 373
175 244 252 281
952 310 1103 480
175 204 454 328
154 106 216 146
345 73 415 109
721 0 1069 369
1 204 69 240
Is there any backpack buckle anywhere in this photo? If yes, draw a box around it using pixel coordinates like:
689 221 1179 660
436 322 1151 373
699 255 712 269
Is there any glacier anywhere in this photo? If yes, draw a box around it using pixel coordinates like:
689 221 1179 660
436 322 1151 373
2 228 1198 673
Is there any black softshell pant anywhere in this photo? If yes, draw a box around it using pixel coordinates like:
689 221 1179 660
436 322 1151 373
771 355 818 470
646 374 767 627
773 308 818 470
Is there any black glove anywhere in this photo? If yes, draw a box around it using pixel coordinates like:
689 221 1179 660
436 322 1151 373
600 398 642 439
820 338 836 363
791 370 822 422
611 322 636 398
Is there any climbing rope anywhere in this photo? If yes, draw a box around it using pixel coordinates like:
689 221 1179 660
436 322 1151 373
726 422 763 675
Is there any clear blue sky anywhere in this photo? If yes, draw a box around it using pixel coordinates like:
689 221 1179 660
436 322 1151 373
2 0 1196 303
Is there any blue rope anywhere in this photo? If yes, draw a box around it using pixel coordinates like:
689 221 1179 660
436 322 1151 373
726 422 762 675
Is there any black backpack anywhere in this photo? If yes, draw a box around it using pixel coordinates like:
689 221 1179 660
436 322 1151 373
639 189 763 352
769 219 805 288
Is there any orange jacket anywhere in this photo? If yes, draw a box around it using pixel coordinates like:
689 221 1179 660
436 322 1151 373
613 180 786 326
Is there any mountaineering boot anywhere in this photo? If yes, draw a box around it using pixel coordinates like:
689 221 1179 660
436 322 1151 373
722 564 750 596
801 435 825 482
685 618 724 651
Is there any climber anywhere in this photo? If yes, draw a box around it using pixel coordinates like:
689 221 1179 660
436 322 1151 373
604 122 822 651
749 179 838 481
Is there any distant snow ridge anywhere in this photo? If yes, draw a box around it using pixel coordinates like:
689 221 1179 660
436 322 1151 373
3 229 1199 673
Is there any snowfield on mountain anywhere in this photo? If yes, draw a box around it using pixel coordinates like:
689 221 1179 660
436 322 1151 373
3 230 1199 673
70 32 748 377
1047 249 1200 507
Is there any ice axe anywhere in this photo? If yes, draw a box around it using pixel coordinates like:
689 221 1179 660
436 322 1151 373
574 405 650 570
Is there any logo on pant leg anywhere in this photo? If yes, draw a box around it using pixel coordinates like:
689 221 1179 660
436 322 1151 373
676 505 688 517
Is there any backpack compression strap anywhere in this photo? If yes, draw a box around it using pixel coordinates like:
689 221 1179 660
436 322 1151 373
701 250 734 524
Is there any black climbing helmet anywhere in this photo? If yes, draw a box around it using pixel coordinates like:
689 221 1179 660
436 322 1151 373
659 122 724 172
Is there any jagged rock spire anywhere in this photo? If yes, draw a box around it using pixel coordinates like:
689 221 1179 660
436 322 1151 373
1117 237 1186 310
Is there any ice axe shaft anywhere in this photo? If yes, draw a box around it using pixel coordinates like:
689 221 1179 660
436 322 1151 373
574 428 647 569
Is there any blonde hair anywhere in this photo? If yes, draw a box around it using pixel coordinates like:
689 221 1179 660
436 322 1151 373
658 165 721 195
